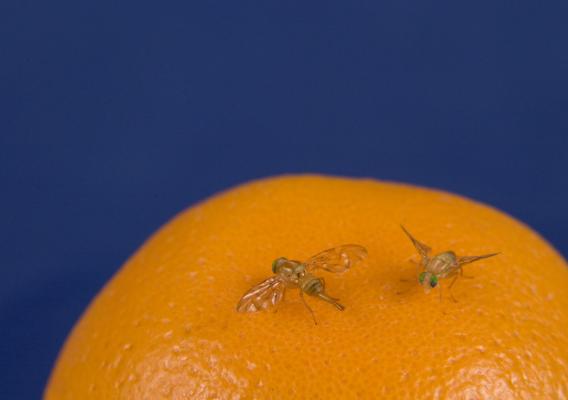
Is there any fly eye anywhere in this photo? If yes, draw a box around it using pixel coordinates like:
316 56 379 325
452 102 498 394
418 272 426 284
272 257 285 273
430 276 438 288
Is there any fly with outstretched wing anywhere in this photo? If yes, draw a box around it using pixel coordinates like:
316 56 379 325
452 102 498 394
237 244 367 323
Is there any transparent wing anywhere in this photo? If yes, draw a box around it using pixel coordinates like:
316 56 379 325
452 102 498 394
457 252 499 266
304 244 368 273
401 225 431 262
236 276 286 313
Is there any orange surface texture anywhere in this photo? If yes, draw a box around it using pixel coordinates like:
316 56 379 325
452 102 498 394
46 175 568 399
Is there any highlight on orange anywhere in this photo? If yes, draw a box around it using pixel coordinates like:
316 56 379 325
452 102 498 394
45 175 568 399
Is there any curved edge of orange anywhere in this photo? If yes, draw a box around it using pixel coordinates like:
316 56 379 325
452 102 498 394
45 174 568 399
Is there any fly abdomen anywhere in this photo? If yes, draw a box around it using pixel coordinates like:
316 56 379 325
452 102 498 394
300 275 324 296
300 275 345 311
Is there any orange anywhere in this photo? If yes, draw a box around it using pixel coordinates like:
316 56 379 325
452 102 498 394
45 175 568 399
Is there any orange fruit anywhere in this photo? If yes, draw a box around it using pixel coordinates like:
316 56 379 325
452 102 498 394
45 175 568 399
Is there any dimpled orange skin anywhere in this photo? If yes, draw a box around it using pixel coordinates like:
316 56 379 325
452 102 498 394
45 175 568 399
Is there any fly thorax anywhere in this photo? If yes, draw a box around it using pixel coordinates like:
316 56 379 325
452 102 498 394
273 258 303 284
293 264 306 277
428 251 457 274
438 251 457 263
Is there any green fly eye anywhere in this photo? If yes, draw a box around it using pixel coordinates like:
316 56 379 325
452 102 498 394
272 257 285 273
418 272 426 284
430 275 438 288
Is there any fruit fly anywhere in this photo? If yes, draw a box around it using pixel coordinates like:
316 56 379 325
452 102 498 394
400 225 498 301
237 244 367 324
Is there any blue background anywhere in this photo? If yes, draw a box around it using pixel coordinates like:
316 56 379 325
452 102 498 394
1 1 567 398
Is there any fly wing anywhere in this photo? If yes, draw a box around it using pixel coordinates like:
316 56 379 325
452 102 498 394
401 225 431 262
236 276 286 313
304 244 368 273
457 252 499 266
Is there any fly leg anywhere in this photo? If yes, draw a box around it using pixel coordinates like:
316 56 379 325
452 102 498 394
448 275 459 302
299 290 318 325
448 267 474 302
